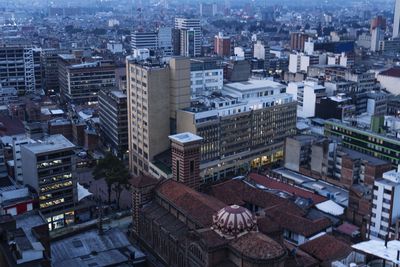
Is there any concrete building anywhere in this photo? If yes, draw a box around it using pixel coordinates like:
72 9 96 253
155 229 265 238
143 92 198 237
127 57 191 176
99 89 128 159
290 32 309 52
175 18 201 57
284 135 392 188
288 53 326 74
200 2 217 17
58 54 116 104
377 67 400 95
190 58 223 96
214 32 230 57
41 48 70 94
12 136 35 183
315 94 356 120
325 119 400 167
131 31 158 51
21 135 77 230
371 27 384 52
394 0 400 38
0 45 42 95
287 80 326 118
368 167 400 240
0 86 17 105
177 79 296 181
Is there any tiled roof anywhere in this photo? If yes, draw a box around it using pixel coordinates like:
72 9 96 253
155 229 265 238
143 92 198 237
229 232 286 261
248 173 327 204
130 175 159 188
379 67 400 78
157 180 226 227
299 234 352 262
266 206 331 237
0 115 25 136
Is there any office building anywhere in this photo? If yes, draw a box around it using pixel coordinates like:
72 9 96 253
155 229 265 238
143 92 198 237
157 27 173 56
368 167 400 240
287 80 327 118
58 54 116 104
371 15 386 32
214 32 231 57
127 57 191 176
288 53 326 74
12 136 35 183
0 45 42 95
315 94 355 120
325 119 400 167
177 79 296 180
200 2 217 17
190 58 223 95
175 18 202 57
371 27 384 52
394 0 400 37
21 135 77 230
99 89 128 159
41 48 69 94
131 31 158 51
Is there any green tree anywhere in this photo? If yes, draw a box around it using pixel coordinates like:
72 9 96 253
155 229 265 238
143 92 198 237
92 153 130 205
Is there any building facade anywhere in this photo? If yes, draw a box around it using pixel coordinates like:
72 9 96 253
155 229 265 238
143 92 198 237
99 89 128 159
21 135 77 231
175 18 202 57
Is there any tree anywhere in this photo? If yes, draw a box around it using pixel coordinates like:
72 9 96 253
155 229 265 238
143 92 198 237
92 153 130 205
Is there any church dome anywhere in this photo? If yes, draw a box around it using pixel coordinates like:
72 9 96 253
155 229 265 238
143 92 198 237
212 205 257 239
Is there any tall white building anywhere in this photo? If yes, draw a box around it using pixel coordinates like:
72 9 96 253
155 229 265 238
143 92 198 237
131 31 158 50
394 0 400 38
287 80 326 118
369 166 400 240
371 27 384 52
175 18 201 57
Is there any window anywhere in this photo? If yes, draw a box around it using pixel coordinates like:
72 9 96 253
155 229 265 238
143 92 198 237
190 160 195 175
176 160 180 182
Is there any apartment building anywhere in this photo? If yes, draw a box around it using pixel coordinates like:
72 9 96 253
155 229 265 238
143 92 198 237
369 167 400 240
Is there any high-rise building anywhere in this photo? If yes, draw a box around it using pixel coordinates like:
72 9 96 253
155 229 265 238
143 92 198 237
290 32 309 52
175 18 202 57
0 45 42 95
157 27 173 56
394 0 400 38
214 32 231 57
371 15 386 32
99 89 128 159
41 48 69 95
58 54 116 104
21 135 77 231
200 2 217 17
371 27 384 52
368 167 400 240
126 57 190 176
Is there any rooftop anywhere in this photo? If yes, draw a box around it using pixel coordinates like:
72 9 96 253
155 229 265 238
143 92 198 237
169 132 203 145
224 79 285 92
22 134 75 154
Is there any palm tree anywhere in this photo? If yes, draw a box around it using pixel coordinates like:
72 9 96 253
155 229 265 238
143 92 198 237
92 153 130 205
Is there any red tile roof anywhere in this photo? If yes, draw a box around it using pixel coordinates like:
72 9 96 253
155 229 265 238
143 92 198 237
336 222 360 236
157 180 226 227
248 173 327 204
299 234 352 262
379 67 400 78
229 232 286 261
266 206 331 237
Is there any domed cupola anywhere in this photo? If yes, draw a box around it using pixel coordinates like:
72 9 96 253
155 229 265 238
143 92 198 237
212 205 257 239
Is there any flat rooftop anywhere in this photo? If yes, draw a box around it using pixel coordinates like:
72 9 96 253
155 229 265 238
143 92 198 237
169 132 203 144
23 134 75 154
224 79 285 91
